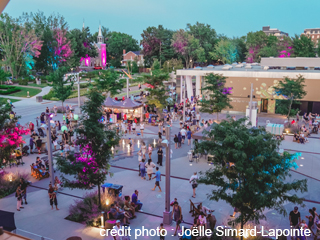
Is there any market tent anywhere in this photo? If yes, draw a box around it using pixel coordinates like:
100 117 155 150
103 97 120 108
118 98 143 109
0 210 16 231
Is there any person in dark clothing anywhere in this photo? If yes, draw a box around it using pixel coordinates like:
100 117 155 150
48 184 59 210
289 206 301 229
177 132 182 148
29 137 34 154
36 137 42 154
20 178 28 205
174 134 178 149
157 147 163 166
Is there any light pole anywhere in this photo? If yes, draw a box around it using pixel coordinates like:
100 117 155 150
77 73 81 113
45 114 54 185
162 126 172 224
183 77 186 123
249 83 253 124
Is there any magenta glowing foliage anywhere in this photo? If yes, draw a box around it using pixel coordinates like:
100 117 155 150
278 40 293 58
21 30 43 58
0 124 30 157
54 28 73 62
141 33 161 56
247 46 260 63
222 87 233 95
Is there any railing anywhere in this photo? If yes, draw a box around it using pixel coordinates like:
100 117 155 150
13 228 54 240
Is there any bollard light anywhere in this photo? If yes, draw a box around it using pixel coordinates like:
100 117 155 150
101 211 105 228
27 91 30 98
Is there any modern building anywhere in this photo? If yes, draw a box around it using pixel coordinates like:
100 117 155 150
262 26 288 38
176 58 320 114
122 50 144 67
79 24 107 69
302 28 320 44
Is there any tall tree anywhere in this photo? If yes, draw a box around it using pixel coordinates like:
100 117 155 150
186 22 217 63
106 31 139 68
210 39 239 64
197 117 307 240
292 34 315 57
68 27 98 69
53 28 73 67
140 25 176 67
199 73 233 121
47 67 73 110
56 89 120 208
94 69 124 96
143 60 170 118
245 31 268 62
171 29 205 68
232 36 247 63
0 99 29 168
0 13 42 79
273 75 306 120
258 35 279 58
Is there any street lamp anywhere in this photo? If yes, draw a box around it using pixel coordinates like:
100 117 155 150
45 114 54 185
162 126 172 225
183 77 186 123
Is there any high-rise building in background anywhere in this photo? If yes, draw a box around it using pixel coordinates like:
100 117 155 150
262 26 288 39
302 28 320 44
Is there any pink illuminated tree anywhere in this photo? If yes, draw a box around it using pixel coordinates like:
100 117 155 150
0 100 30 168
53 28 73 65
278 36 294 58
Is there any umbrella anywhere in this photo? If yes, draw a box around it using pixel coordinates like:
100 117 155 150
143 83 155 89
0 210 16 231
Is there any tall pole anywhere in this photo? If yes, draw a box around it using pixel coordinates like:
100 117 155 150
163 126 172 224
45 115 54 185
77 73 81 113
249 83 253 124
183 77 186 123
126 78 129 98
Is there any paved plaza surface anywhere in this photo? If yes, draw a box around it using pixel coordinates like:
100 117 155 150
1 93 320 240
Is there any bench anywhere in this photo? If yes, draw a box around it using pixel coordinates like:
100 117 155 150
34 168 49 179
105 211 117 229
30 165 36 177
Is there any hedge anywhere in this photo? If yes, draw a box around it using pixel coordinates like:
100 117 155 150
18 78 29 85
0 85 21 95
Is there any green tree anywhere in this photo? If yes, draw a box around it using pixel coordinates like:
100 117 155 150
210 39 239 64
126 60 138 74
92 26 109 42
245 31 268 62
94 69 124 96
56 89 120 208
197 118 307 239
171 29 205 68
199 73 233 121
231 36 247 63
106 32 139 68
292 34 315 57
258 35 279 58
162 58 183 73
47 67 73 110
68 27 98 68
186 22 217 63
0 68 10 84
273 75 306 120
143 60 170 118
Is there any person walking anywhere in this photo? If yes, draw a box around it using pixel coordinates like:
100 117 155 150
139 159 146 180
141 142 147 156
20 178 28 205
289 206 301 229
181 128 187 144
54 105 58 116
138 150 142 176
157 147 163 166
172 201 182 236
29 137 34 154
148 144 153 159
48 184 59 210
151 167 162 192
190 172 199 198
140 122 144 137
16 185 24 211
36 136 42 154
174 134 178 149
29 121 34 132
187 129 192 146
177 132 182 148
132 121 136 134
146 159 156 181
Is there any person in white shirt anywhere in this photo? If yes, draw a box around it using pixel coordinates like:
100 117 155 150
198 212 206 227
132 122 136 134
180 128 187 144
140 123 144 137
112 220 122 240
189 172 199 198
121 121 126 135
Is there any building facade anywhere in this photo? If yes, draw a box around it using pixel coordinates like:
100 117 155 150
262 26 288 38
122 50 144 67
302 28 320 44
80 24 107 69
176 58 320 115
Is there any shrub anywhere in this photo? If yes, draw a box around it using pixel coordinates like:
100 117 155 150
43 89 55 100
18 78 29 85
0 85 21 95
41 79 47 84
0 171 30 199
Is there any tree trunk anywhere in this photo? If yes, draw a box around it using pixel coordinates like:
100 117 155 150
287 98 293 122
62 101 64 113
240 213 244 240
216 112 219 123
98 183 101 210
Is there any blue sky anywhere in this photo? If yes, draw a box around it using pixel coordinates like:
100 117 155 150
4 0 320 42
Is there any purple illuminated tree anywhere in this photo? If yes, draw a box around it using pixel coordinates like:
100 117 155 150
199 73 233 122
0 13 43 79
53 28 73 66
171 29 205 68
245 31 268 63
278 36 294 58
56 89 120 209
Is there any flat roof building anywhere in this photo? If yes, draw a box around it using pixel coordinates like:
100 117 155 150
262 26 288 38
176 59 320 115
302 28 320 44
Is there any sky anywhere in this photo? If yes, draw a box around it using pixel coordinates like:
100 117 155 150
4 0 320 42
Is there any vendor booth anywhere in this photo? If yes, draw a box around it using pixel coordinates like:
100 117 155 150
103 97 144 123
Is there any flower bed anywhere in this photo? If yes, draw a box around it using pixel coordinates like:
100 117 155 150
0 85 21 95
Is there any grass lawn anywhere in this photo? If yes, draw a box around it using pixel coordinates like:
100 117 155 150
28 83 49 88
0 97 20 103
9 87 41 97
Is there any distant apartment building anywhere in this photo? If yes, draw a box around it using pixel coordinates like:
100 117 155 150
262 26 288 38
302 28 320 44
